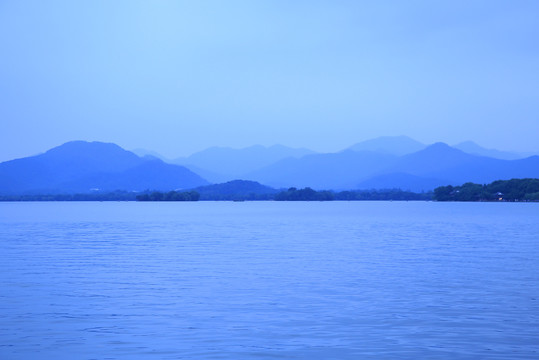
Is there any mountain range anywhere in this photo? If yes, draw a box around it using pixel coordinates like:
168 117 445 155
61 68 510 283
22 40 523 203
0 141 208 194
452 141 524 160
1 137 538 194
347 135 426 156
240 142 539 191
171 145 315 183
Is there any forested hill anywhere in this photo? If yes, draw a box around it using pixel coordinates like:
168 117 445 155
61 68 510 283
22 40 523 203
193 180 278 200
433 178 539 201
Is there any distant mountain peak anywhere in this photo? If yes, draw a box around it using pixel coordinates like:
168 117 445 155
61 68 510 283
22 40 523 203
173 144 316 179
131 148 170 162
348 136 426 156
453 140 523 160
0 140 208 194
425 142 452 150
43 141 133 161
408 142 470 159
47 140 120 150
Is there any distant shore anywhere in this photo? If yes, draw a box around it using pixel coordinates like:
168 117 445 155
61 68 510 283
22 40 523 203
2 178 538 202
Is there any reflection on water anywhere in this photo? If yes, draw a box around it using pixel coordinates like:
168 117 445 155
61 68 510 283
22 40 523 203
1 201 538 359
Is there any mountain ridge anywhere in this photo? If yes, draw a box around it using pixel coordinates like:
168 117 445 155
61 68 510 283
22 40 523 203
0 141 208 194
2 138 539 194
347 135 426 156
453 141 524 160
172 144 316 180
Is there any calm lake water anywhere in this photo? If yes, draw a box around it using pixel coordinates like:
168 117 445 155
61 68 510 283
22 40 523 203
0 201 538 359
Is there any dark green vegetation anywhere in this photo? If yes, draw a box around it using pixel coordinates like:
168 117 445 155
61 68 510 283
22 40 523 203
136 191 200 201
0 190 201 202
274 187 431 201
193 180 278 200
0 191 138 201
3 179 539 202
434 178 539 201
275 187 335 201
133 187 430 202
335 189 432 201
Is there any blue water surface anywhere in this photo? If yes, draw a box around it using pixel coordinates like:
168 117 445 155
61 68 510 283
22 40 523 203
0 201 538 359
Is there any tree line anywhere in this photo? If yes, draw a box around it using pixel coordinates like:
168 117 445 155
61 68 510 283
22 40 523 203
433 178 539 201
3 179 538 202
274 187 431 201
0 190 201 202
0 191 137 201
0 188 434 202
136 191 200 201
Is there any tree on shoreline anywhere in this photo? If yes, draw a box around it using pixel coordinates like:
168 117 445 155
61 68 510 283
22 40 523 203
274 187 334 201
433 178 539 201
136 191 200 201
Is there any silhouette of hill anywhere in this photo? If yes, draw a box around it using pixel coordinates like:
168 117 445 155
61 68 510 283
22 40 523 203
60 159 209 193
347 136 426 156
3 140 539 194
453 141 523 160
181 164 233 184
357 173 446 192
244 142 539 191
357 143 539 191
192 180 278 200
386 142 478 175
132 137 537 190
131 148 172 162
0 141 208 194
244 150 398 189
173 144 315 180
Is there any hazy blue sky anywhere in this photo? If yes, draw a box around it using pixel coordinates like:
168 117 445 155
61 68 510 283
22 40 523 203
1 0 538 161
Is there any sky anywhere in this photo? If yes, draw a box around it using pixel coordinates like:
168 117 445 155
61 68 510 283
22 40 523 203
1 0 538 161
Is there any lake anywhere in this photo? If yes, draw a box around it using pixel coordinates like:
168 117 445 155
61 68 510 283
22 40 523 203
0 201 538 359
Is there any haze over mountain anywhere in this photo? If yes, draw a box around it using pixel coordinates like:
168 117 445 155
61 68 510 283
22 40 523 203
242 142 539 191
452 141 524 160
396 143 539 185
4 2 538 164
347 136 426 156
0 141 208 194
173 145 315 182
131 148 172 162
356 173 446 193
244 151 398 190
359 143 539 191
2 138 539 195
